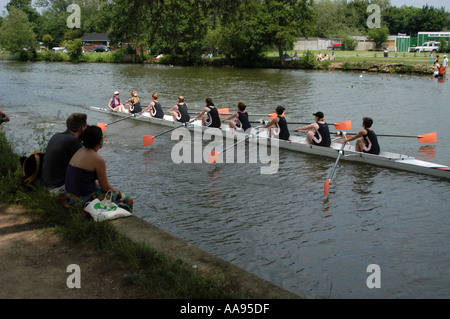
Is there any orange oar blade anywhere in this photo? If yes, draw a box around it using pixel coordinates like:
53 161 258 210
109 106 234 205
324 179 331 197
418 132 437 143
268 112 285 120
334 121 352 130
97 123 107 132
208 151 221 164
218 108 229 114
143 135 155 146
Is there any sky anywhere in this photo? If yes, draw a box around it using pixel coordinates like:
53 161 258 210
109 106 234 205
0 0 448 16
390 0 448 10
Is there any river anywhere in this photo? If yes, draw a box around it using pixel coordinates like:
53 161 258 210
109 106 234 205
1 61 450 298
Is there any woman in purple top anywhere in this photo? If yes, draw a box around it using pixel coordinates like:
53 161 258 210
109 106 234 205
64 125 133 212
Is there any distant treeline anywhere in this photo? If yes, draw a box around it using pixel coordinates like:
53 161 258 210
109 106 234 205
1 0 449 65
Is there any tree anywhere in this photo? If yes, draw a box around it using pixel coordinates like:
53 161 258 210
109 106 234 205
65 38 83 61
42 33 53 50
215 1 268 66
110 0 163 60
6 0 40 25
0 7 37 55
262 0 315 66
367 26 389 50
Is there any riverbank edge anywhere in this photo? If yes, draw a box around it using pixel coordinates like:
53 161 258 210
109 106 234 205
1 54 437 75
110 215 300 299
0 201 299 299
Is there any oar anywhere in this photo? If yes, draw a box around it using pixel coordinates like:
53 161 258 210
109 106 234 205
143 119 195 146
268 112 285 120
188 108 230 115
288 120 352 130
324 141 347 197
97 113 140 132
209 127 263 164
331 131 437 143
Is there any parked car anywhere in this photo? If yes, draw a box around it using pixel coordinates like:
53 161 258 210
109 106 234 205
94 45 110 52
52 47 68 53
409 41 440 53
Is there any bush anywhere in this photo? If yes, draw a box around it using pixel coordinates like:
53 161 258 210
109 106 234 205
37 51 65 62
299 50 316 69
19 48 38 61
111 49 124 63
342 36 357 51
66 39 83 62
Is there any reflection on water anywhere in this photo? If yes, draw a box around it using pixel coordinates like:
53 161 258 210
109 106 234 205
416 145 436 161
1 61 450 298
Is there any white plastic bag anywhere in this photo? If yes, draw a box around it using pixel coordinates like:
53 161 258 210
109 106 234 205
83 191 132 221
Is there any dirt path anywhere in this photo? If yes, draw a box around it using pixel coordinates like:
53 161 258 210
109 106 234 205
0 204 145 299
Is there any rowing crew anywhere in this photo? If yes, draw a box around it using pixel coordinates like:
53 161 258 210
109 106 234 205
108 90 380 155
262 109 380 155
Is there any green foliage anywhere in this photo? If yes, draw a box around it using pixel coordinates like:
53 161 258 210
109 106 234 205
0 7 37 55
367 26 389 50
439 38 449 53
0 132 20 180
37 51 66 62
300 50 316 69
341 36 358 51
2 0 450 66
42 33 53 50
66 38 83 62
111 49 124 63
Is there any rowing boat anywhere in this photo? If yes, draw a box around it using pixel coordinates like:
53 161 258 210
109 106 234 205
87 106 450 180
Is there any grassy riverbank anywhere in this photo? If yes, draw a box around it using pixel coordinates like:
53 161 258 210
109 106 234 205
1 49 439 75
0 130 250 298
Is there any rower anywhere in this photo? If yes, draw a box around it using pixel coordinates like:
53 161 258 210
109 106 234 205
124 90 142 114
195 97 221 128
293 111 331 147
263 106 290 141
167 96 190 123
144 93 164 119
345 117 380 155
221 102 251 132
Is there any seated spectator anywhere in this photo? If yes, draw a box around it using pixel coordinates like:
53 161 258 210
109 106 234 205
64 125 133 212
42 113 87 195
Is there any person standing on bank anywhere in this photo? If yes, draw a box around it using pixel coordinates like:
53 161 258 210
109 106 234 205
195 97 221 128
294 112 331 147
143 93 164 119
345 117 380 155
42 113 87 194
167 96 190 123
263 106 290 141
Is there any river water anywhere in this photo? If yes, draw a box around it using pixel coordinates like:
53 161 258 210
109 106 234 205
1 61 450 298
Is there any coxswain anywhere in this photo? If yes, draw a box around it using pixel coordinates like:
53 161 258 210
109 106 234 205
168 96 190 123
263 106 290 141
294 111 331 147
144 93 164 119
108 91 126 112
345 117 380 155
195 98 221 128
222 102 251 132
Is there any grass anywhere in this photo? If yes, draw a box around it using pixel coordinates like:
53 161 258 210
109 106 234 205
270 49 436 66
0 130 249 298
